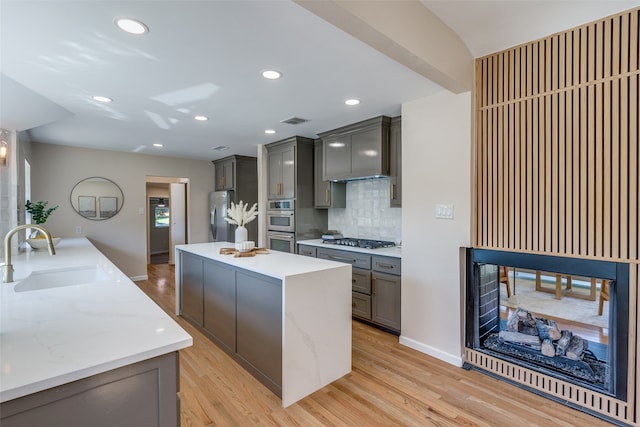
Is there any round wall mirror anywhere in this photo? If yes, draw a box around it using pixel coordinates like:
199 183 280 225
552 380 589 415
70 177 124 220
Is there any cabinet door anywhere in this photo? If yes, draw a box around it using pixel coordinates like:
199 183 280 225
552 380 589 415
236 271 282 387
314 141 331 207
389 117 402 207
352 268 371 294
372 271 401 331
203 260 236 352
351 127 383 177
180 252 203 327
281 146 295 199
323 135 351 180
214 159 235 190
298 244 317 257
267 150 283 199
315 141 346 208
352 292 371 320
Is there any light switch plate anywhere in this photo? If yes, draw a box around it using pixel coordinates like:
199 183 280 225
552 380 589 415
435 204 454 219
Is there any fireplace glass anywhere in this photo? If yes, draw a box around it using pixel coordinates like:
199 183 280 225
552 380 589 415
465 249 629 400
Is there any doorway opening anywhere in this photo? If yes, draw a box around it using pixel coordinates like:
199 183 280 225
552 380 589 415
145 176 189 265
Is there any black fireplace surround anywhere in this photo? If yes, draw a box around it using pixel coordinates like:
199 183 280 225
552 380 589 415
465 248 629 401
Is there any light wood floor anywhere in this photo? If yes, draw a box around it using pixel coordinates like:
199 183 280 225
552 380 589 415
137 263 615 427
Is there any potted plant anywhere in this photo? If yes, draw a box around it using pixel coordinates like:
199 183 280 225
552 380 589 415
25 200 61 248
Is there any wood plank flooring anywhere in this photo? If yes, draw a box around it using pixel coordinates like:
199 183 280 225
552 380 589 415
137 263 615 426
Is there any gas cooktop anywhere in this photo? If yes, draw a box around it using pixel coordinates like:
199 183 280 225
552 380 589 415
322 238 396 249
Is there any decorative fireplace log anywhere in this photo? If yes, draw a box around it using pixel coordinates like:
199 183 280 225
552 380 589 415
566 335 589 360
506 308 537 335
498 331 542 349
535 318 561 340
556 330 573 356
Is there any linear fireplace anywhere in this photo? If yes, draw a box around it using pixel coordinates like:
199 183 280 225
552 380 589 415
464 249 630 423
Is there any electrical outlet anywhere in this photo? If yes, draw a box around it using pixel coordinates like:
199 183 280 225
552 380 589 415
75 226 82 234
435 204 454 219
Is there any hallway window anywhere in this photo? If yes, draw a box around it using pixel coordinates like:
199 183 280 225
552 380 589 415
155 206 170 228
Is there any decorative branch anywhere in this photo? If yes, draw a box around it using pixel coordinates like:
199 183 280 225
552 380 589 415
224 201 258 226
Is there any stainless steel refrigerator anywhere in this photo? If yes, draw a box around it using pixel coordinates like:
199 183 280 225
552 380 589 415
209 191 233 242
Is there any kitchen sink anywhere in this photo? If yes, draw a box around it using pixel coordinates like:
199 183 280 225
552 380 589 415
14 265 112 292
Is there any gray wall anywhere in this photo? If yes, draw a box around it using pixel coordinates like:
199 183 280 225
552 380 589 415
31 142 215 279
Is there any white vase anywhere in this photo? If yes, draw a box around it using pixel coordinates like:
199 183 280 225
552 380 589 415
235 225 248 243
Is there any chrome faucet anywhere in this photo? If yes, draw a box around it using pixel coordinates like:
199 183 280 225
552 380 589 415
2 224 56 283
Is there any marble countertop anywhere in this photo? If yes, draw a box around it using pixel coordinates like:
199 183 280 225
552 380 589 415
297 239 402 259
0 237 192 403
176 241 350 278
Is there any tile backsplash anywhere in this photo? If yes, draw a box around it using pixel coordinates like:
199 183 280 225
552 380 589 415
328 178 401 243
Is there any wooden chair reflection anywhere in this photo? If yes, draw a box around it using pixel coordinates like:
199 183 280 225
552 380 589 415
598 280 609 316
499 266 511 298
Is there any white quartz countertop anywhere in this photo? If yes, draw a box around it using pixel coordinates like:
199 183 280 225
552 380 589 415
297 239 402 258
0 237 192 403
176 241 349 278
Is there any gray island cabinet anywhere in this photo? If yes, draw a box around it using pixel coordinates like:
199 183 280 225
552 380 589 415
175 242 352 407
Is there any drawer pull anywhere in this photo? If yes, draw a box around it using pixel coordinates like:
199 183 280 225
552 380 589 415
328 255 356 264
376 263 395 269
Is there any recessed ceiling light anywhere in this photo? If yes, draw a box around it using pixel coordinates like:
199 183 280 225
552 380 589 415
264 129 276 135
92 95 113 103
115 18 149 35
261 70 282 80
345 99 360 106
194 115 209 121
153 143 163 148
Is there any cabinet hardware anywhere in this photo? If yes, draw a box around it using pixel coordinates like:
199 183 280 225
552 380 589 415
376 263 394 269
221 176 225 187
328 254 356 264
325 189 329 202
391 184 396 200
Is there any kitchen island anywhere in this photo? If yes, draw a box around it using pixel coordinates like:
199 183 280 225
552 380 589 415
0 237 192 426
175 241 352 407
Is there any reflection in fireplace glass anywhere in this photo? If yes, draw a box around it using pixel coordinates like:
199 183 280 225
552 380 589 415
480 264 611 392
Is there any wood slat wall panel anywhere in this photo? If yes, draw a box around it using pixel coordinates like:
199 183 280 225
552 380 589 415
475 7 640 263
474 8 640 423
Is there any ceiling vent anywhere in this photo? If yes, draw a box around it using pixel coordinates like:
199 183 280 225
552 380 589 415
212 145 229 151
280 116 310 125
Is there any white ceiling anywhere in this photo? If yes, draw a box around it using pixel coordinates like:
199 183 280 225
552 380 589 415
1 0 638 161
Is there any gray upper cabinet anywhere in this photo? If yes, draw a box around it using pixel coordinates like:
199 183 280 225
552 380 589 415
389 116 402 207
214 157 234 191
212 155 258 242
319 116 392 181
314 139 345 208
267 141 296 200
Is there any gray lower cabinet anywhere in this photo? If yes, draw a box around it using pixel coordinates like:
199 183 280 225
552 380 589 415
1 352 180 427
181 251 204 327
307 245 400 333
372 271 401 331
180 251 283 396
203 260 236 353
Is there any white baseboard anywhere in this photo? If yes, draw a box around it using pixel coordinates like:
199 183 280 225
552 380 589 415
399 335 464 367
130 275 148 282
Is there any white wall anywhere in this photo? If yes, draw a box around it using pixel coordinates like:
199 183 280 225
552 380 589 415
399 91 472 365
31 142 214 279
